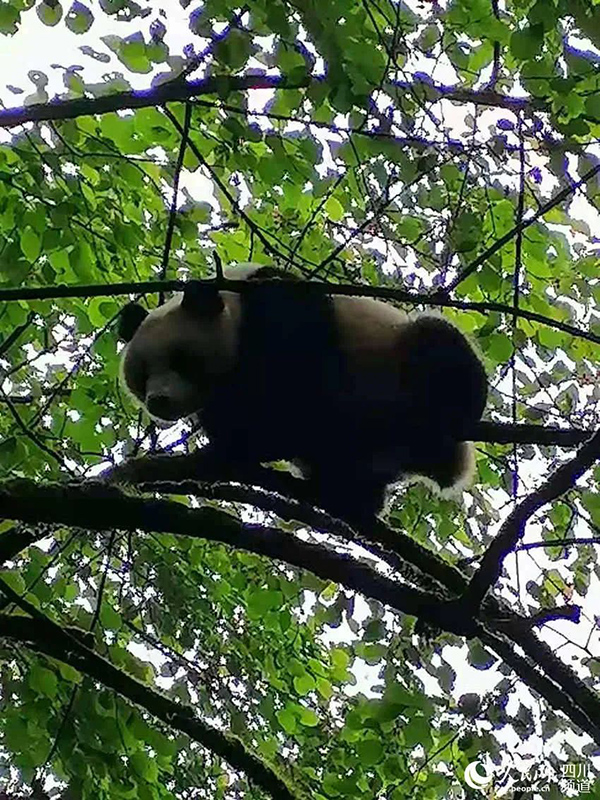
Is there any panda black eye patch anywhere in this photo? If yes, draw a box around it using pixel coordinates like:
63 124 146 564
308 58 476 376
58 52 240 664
168 346 196 375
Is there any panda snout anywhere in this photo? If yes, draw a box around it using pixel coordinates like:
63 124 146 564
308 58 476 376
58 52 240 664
146 393 175 420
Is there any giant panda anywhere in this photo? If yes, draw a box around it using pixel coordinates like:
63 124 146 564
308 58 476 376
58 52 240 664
115 264 487 522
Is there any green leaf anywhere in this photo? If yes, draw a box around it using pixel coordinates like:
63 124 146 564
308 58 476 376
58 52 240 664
356 737 384 766
129 750 158 782
57 662 82 684
487 332 513 363
37 0 63 26
451 211 481 252
48 250 71 275
355 642 386 664
247 588 282 618
331 648 350 669
585 94 600 122
403 716 432 748
294 673 316 696
215 29 252 71
65 1 93 34
0 572 26 595
467 642 496 670
316 676 333 700
362 619 385 642
20 227 41 262
120 34 151 73
276 706 297 734
100 603 122 630
298 707 319 727
0 2 19 33
87 297 115 327
325 196 344 222
510 25 544 61
29 665 58 698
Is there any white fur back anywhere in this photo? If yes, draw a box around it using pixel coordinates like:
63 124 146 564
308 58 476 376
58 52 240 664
332 295 409 371
223 262 264 280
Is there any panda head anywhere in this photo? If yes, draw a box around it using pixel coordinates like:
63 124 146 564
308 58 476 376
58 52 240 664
118 281 241 423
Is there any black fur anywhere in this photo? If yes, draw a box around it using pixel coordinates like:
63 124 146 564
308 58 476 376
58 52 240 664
181 282 225 316
119 303 148 342
192 284 487 522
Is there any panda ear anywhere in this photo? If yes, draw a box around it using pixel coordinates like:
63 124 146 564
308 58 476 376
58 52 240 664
181 281 224 316
118 303 148 342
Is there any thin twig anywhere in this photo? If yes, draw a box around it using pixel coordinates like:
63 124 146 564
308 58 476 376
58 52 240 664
446 162 600 291
0 387 72 473
0 311 34 357
0 278 599 345
159 101 192 304
465 428 600 609
162 106 310 272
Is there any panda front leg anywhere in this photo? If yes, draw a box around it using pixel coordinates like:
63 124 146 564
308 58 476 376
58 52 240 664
102 445 228 486
103 440 307 501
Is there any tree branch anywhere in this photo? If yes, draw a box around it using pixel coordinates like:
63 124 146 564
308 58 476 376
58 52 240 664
3 476 600 744
446 162 600 292
465 428 600 608
0 277 598 346
0 75 309 130
478 626 600 743
516 536 600 552
127 467 600 744
0 75 546 131
476 420 592 448
158 101 192 302
0 478 479 637
0 597 299 800
116 473 600 743
0 311 35 356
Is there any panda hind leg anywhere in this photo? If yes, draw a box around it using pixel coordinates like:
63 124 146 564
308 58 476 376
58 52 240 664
402 439 476 494
397 315 487 435
299 461 389 524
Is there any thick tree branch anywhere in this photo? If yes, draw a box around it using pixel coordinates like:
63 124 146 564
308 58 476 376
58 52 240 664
137 470 600 743
478 627 600 743
0 75 309 130
465 428 600 608
119 473 600 744
0 596 299 800
0 478 479 637
3 476 600 744
475 421 591 448
150 479 424 586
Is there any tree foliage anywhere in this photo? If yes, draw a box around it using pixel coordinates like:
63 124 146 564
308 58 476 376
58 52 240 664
0 0 600 798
